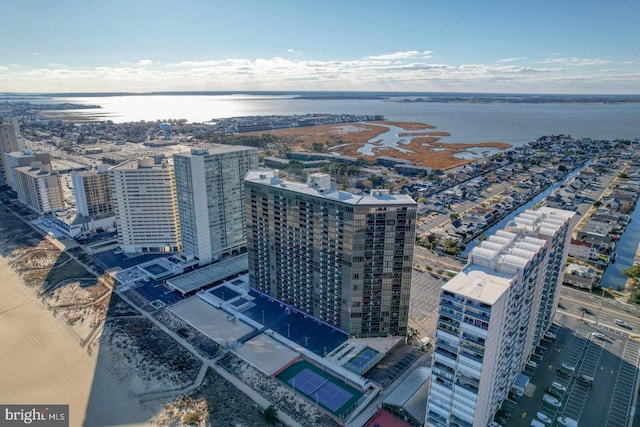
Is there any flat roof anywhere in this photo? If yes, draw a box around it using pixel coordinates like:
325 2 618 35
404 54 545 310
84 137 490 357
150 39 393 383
166 254 249 295
173 144 257 157
442 264 514 305
245 170 416 207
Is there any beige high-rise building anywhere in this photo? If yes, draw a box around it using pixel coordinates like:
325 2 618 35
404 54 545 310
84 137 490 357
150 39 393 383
245 170 417 337
4 150 51 190
0 121 26 186
71 165 114 217
110 158 181 254
173 146 258 265
12 162 65 215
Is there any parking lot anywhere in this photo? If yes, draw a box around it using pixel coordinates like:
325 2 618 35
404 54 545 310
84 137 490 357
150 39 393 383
501 311 640 427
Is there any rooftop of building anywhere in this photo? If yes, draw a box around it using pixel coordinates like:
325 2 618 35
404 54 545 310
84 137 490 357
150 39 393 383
173 144 258 157
508 207 575 237
111 157 172 171
245 169 416 206
442 264 514 305
14 162 57 177
5 149 49 159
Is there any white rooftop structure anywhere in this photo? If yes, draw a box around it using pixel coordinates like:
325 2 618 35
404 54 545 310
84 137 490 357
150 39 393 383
245 170 414 206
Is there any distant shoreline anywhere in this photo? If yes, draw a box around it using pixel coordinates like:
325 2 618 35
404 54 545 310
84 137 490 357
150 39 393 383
4 91 640 104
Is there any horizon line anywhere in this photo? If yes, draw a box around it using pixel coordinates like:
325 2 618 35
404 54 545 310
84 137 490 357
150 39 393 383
2 90 640 98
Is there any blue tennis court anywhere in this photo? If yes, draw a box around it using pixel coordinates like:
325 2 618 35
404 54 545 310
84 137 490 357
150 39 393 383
277 359 364 416
289 368 353 411
344 346 380 374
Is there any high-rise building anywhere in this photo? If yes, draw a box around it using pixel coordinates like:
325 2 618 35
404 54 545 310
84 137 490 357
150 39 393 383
173 146 258 265
71 165 114 217
0 121 25 187
12 162 65 215
4 150 51 190
426 207 574 427
245 170 417 337
110 158 180 254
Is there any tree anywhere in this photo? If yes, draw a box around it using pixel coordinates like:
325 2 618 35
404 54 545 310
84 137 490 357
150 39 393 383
263 405 278 425
622 264 640 280
182 411 201 426
443 239 461 256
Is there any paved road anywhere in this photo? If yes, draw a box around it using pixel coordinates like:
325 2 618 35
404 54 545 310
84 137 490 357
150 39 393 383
559 286 640 331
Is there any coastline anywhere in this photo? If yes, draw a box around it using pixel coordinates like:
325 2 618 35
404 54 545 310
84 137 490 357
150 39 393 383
0 254 151 427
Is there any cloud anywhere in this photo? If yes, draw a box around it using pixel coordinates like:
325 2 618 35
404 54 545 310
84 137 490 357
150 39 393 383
540 57 613 66
365 50 433 60
1 50 638 94
496 57 526 63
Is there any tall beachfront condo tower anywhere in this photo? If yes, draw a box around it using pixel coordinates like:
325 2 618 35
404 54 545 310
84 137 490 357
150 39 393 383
110 158 181 254
173 146 258 265
71 164 114 217
4 150 50 190
0 121 25 187
12 162 65 215
426 207 574 427
244 170 417 337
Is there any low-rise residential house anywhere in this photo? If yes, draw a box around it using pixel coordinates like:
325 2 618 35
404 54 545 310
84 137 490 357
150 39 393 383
564 263 599 289
568 239 597 260
603 198 621 211
576 221 616 251
609 189 637 205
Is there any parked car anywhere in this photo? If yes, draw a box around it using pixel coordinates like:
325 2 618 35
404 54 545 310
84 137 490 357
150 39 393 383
551 381 567 393
558 363 575 376
543 394 561 407
546 387 563 398
592 332 607 340
526 360 538 369
543 331 556 340
536 412 552 424
557 416 578 427
615 319 631 329
510 389 523 398
581 307 593 314
578 374 594 385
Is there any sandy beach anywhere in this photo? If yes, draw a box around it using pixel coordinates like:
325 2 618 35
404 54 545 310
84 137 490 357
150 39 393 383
0 254 151 427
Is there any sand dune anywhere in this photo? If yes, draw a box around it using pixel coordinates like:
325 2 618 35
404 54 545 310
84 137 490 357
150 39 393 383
0 255 150 427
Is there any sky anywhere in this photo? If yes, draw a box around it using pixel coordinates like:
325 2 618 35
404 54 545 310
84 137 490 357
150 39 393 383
1 0 639 94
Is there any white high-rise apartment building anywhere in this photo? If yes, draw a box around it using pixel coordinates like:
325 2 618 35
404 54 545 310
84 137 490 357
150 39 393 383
245 170 417 337
426 207 574 427
173 146 258 265
110 158 181 254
